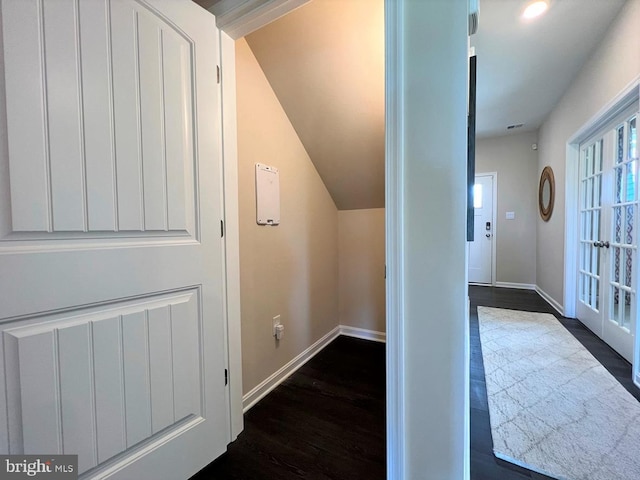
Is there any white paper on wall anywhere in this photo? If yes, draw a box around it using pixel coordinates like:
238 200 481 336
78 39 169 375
255 163 280 225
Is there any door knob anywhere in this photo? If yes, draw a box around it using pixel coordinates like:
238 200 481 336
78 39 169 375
486 233 491 238
602 241 610 249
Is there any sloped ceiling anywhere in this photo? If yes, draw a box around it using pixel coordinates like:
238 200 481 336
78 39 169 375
245 0 384 210
201 0 628 211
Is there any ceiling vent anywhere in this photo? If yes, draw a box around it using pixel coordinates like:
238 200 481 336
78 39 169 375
507 123 524 130
469 0 479 35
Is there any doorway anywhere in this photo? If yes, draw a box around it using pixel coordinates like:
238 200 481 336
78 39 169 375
469 173 497 285
576 111 638 362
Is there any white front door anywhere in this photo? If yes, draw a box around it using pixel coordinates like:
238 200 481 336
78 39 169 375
0 1 229 478
577 112 638 363
469 174 494 284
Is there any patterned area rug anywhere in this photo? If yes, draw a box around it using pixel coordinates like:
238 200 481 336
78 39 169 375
478 306 640 480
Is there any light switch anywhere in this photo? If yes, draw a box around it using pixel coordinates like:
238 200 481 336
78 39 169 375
506 211 515 220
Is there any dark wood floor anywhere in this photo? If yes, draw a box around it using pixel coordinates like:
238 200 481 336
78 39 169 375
191 335 385 480
191 286 639 480
469 285 640 480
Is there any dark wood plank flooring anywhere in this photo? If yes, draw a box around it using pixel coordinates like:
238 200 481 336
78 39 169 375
469 285 640 480
191 286 639 480
191 335 385 480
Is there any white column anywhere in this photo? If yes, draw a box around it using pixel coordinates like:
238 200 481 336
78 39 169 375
386 0 469 478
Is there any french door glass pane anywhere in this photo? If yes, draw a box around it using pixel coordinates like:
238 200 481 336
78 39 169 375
617 126 624 163
612 286 621 324
616 166 624 203
597 139 604 172
629 118 636 160
625 205 634 244
624 248 632 288
623 291 632 329
626 161 636 202
579 137 604 312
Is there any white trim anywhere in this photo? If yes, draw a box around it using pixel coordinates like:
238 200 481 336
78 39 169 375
564 76 640 319
339 325 386 343
219 31 244 441
535 285 565 316
242 326 341 412
474 171 498 286
208 0 310 39
241 327 384 412
384 0 405 478
495 282 536 290
563 141 580 319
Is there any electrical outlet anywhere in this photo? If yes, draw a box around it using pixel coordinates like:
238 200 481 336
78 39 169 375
273 315 281 336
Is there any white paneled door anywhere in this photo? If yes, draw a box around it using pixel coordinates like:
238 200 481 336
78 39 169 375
577 112 638 363
0 1 229 478
469 174 494 284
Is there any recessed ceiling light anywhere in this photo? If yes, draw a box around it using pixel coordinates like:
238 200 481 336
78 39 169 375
522 0 549 20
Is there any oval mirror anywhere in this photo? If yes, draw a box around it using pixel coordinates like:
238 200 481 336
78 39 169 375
539 166 555 222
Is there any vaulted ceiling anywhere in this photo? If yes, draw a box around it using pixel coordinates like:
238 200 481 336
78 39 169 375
245 0 384 210
197 0 628 210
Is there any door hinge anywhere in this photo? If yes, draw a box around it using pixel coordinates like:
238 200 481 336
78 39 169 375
216 65 221 84
224 368 228 386
220 220 224 238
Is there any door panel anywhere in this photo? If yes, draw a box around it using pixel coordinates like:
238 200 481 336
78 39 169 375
0 1 228 478
2 0 197 241
4 290 203 470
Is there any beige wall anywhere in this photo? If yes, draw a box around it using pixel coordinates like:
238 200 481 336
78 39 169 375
537 0 640 307
245 0 384 210
338 208 385 332
236 38 339 394
476 131 539 285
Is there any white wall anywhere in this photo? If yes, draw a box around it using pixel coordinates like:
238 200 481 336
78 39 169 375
338 208 385 332
476 131 539 286
388 0 469 477
537 0 640 306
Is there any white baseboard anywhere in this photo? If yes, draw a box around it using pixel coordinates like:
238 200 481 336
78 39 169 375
241 325 387 413
495 282 536 290
339 325 386 343
242 326 340 412
535 285 564 316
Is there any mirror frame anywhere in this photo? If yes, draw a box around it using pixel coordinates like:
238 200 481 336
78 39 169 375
538 166 555 222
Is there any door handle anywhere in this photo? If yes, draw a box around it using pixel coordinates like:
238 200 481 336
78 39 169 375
602 241 610 249
486 233 491 238
593 241 602 248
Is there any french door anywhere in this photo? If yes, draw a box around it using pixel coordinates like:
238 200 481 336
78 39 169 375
577 111 638 362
